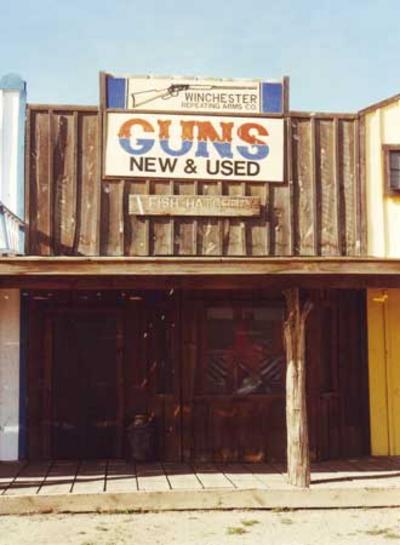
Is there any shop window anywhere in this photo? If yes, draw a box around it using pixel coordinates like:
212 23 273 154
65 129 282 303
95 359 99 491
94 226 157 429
203 304 285 395
383 145 400 195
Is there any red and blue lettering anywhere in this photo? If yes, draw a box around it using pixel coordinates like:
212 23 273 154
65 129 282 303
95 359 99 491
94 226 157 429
118 118 270 160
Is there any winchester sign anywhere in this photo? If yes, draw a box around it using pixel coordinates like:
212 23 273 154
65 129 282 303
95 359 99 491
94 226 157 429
104 112 284 182
104 74 286 114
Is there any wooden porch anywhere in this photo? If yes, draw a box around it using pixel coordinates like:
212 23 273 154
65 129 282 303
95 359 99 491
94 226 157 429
0 458 400 514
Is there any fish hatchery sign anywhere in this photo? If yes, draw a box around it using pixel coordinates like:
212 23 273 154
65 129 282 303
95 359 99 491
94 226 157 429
104 74 286 114
104 112 284 183
129 194 261 217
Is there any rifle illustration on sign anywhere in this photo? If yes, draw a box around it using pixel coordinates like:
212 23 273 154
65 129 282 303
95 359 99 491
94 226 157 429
130 83 258 108
103 74 286 114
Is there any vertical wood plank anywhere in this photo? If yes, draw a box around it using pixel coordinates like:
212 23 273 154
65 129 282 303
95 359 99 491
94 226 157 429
52 112 76 255
340 120 358 256
42 315 52 459
198 181 223 255
163 291 182 461
115 314 124 458
246 183 270 255
174 181 197 255
319 119 340 255
311 118 320 255
100 181 124 256
293 118 317 255
124 180 150 255
29 110 52 255
181 296 200 461
225 182 246 255
355 117 366 255
283 76 290 113
150 181 174 255
305 290 322 461
76 112 101 256
270 184 292 256
270 117 292 256
24 108 32 253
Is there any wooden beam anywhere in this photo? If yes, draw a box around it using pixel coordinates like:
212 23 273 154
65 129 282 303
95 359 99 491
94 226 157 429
3 256 400 278
283 288 313 488
3 274 400 290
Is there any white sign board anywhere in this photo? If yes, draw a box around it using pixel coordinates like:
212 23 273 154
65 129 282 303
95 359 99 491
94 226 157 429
104 112 284 183
129 77 260 113
105 74 285 114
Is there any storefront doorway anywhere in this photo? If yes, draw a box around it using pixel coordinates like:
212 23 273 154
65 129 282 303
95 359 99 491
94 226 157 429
25 290 181 461
24 288 370 463
51 309 123 459
181 296 287 462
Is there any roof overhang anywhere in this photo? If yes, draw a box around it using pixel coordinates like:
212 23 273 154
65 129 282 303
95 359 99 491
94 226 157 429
0 256 400 290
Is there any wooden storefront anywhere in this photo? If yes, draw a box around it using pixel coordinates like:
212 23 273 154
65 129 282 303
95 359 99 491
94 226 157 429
22 286 369 463
26 106 364 258
0 93 380 484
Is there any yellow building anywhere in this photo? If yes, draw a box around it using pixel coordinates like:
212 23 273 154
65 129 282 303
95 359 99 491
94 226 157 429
362 94 400 455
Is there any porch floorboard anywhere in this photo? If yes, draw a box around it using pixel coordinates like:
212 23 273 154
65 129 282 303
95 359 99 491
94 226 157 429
0 457 399 514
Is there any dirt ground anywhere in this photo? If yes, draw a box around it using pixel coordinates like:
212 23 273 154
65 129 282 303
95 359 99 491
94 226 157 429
1 508 400 545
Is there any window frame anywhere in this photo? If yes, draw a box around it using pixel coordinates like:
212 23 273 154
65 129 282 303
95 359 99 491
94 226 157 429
383 145 400 196
199 299 286 397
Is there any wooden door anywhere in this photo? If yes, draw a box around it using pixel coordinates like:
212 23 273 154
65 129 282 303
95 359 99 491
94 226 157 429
182 296 287 462
306 290 370 461
51 309 123 459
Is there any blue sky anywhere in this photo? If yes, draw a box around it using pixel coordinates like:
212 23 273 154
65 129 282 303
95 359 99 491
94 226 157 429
1 0 399 111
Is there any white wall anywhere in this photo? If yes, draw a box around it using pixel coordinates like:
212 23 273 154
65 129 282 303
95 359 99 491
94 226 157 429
0 90 19 214
0 74 25 460
366 100 400 257
0 74 26 254
0 289 20 460
0 75 25 216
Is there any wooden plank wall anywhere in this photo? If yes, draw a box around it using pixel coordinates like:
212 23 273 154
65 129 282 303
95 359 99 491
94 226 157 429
25 290 181 461
25 288 369 462
306 289 370 460
26 106 364 257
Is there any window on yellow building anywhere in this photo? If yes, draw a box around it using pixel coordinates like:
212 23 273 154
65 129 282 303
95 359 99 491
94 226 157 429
383 145 400 194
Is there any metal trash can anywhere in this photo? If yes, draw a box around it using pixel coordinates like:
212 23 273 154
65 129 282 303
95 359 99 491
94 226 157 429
127 414 157 462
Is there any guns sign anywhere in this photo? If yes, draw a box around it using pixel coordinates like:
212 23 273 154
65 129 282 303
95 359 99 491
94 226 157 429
104 112 284 182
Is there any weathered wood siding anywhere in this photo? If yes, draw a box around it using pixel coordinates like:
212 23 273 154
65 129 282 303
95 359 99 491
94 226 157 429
26 106 364 257
26 290 181 461
25 288 369 462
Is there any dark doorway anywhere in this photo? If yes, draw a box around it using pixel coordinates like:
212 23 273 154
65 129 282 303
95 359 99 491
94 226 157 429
25 288 369 463
51 309 123 459
181 294 287 462
26 290 181 461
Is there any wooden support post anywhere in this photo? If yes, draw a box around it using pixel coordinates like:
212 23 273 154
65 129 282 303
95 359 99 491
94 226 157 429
283 288 313 488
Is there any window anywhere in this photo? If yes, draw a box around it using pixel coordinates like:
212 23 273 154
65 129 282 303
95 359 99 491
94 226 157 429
202 304 285 395
383 145 400 195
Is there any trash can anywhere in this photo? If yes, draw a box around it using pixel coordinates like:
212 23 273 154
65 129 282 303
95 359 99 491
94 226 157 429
127 414 157 462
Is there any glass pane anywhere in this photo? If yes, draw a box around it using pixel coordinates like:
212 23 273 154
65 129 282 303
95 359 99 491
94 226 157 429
204 304 285 395
207 307 235 350
389 150 400 169
206 307 235 393
390 168 400 190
